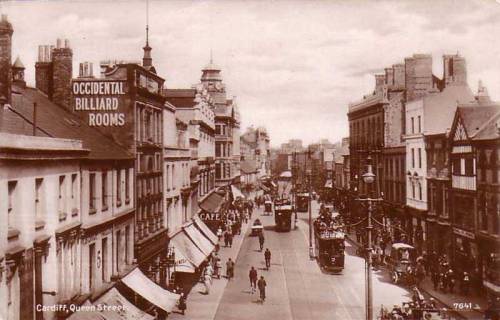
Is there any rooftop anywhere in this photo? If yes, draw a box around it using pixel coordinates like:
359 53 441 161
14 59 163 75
5 84 133 160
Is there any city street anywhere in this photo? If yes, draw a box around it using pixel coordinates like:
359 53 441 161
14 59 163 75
213 201 411 320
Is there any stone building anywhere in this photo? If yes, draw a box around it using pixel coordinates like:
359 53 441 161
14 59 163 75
0 33 135 320
198 60 241 188
69 37 168 286
241 126 271 178
164 87 216 218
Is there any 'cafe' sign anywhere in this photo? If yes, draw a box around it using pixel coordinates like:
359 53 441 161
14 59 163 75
72 80 127 127
199 212 221 221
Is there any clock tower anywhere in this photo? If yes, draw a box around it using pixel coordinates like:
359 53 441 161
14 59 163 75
200 58 226 105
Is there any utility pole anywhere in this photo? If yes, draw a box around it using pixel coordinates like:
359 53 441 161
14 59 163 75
307 147 314 259
356 154 383 320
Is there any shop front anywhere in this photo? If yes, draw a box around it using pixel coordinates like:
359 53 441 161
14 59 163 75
452 227 479 276
478 235 500 299
198 191 226 233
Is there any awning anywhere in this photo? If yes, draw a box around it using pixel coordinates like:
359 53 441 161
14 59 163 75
172 245 196 273
184 223 215 256
193 215 218 245
68 288 153 320
170 230 206 267
199 192 225 213
121 268 180 313
231 185 245 200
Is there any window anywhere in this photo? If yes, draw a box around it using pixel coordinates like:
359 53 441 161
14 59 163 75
411 148 415 168
102 237 108 282
465 157 474 176
411 181 415 199
102 171 108 210
35 178 44 221
8 181 17 227
116 169 122 206
89 243 95 291
418 116 421 133
71 173 77 211
172 165 176 190
125 169 130 202
418 183 422 200
125 225 130 263
411 117 414 134
452 158 461 175
418 148 422 169
58 175 66 214
89 173 96 212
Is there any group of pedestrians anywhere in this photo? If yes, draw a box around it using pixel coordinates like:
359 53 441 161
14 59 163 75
248 266 267 301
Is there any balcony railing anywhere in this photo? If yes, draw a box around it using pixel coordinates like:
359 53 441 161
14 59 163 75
452 175 476 190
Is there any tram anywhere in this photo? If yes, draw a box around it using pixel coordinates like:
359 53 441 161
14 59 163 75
274 199 293 232
314 208 345 272
296 192 309 212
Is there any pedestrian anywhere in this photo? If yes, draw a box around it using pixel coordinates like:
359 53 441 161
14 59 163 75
249 266 258 294
178 292 187 315
226 258 234 280
228 232 233 248
447 268 455 293
461 271 470 296
217 226 223 242
258 232 265 251
432 271 439 291
223 230 229 247
257 276 267 302
264 248 271 270
204 272 211 294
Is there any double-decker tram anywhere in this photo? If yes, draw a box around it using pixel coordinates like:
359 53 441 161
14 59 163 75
273 171 294 232
314 208 345 272
274 199 293 232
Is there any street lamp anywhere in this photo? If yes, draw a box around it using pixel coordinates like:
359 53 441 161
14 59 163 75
307 168 314 259
357 154 383 320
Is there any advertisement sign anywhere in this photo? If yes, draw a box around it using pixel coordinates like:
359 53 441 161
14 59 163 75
72 80 128 127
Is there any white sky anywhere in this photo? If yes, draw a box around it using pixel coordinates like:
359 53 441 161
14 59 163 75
2 0 500 147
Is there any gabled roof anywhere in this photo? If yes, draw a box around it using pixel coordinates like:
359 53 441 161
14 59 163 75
7 85 133 160
423 85 476 135
240 160 258 174
455 104 500 141
164 89 197 109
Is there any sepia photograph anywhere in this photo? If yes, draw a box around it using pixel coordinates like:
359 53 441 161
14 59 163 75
0 0 499 319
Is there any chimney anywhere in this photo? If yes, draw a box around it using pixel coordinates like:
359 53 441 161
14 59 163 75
35 45 53 96
405 54 432 101
51 38 73 109
384 67 394 86
78 62 94 78
443 54 467 87
392 63 405 87
374 74 386 93
475 80 491 104
0 14 13 106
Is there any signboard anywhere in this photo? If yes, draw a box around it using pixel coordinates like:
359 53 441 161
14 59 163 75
453 227 475 239
72 80 127 127
199 212 221 221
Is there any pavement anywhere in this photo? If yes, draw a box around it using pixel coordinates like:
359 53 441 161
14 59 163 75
344 230 486 320
168 212 252 320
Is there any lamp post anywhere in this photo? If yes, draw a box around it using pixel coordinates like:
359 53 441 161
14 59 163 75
356 155 383 320
307 168 314 259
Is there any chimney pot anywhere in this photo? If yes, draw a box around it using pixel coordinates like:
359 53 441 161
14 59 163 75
56 38 62 48
65 39 70 48
38 45 43 62
79 63 84 77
